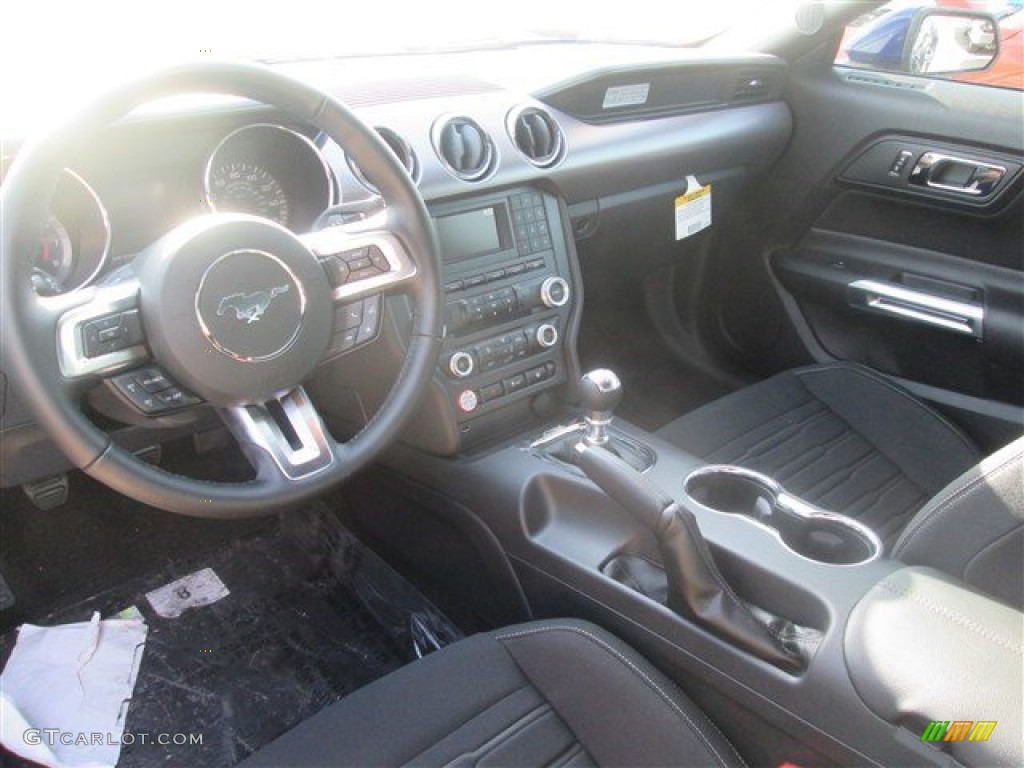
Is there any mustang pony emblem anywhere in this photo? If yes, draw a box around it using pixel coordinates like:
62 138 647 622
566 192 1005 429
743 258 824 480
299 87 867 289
216 285 290 324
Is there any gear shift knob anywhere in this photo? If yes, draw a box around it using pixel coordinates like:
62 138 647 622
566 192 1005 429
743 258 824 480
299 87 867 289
578 369 622 446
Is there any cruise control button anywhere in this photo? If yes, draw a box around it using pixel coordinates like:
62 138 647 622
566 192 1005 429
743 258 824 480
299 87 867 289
136 368 172 393
336 303 363 331
155 387 195 408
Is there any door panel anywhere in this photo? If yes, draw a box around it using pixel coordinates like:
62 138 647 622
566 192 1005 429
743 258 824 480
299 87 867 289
707 39 1024 438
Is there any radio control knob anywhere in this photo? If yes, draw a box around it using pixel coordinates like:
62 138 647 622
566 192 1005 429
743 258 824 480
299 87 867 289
536 323 559 349
540 276 570 308
448 351 476 378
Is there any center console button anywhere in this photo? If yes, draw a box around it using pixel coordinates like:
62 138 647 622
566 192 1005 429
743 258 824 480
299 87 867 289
535 324 559 349
539 276 570 308
457 389 479 414
448 351 476 379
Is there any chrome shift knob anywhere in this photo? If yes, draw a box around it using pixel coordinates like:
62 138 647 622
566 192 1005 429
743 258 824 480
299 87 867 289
578 369 622 447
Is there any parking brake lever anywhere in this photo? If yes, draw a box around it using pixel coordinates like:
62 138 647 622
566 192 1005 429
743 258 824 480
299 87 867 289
574 443 803 671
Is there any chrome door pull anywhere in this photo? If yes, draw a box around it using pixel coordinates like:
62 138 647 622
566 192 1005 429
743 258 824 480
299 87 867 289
909 152 1006 197
849 279 984 339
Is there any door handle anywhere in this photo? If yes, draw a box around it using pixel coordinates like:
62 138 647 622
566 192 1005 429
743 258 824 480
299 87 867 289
849 279 984 339
909 152 1005 197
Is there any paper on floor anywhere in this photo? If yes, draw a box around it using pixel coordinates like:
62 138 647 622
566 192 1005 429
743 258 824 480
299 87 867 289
145 567 229 619
0 611 147 768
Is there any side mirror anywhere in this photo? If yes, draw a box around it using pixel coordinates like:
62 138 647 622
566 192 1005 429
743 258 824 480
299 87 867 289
902 9 999 75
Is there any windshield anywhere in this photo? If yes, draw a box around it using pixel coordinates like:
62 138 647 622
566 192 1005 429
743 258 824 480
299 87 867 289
2 0 794 132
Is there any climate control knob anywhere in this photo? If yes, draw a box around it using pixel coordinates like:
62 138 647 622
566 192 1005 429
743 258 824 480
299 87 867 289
536 323 559 349
540 276 570 308
447 351 475 379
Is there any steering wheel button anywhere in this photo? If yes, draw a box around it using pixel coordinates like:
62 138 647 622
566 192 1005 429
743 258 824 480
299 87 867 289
121 310 144 346
136 369 172 393
337 328 359 351
356 320 378 344
325 256 351 287
362 295 381 322
368 247 390 272
336 303 363 331
155 387 190 407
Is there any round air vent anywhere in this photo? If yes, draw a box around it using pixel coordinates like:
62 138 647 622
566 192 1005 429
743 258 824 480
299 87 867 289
432 116 496 182
508 106 564 168
348 126 419 192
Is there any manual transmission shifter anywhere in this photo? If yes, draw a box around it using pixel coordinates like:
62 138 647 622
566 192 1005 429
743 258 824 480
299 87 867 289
578 369 623 447
574 442 809 672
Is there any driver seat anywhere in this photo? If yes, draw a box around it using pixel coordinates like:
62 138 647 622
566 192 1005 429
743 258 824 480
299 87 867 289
239 619 744 767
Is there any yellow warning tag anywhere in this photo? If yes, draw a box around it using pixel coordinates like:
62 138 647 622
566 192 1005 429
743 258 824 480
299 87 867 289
674 175 712 241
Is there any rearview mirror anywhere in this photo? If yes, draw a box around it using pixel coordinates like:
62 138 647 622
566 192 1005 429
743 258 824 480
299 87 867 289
903 10 999 75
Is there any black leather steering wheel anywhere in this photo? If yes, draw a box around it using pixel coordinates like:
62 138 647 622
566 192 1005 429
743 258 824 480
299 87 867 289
0 63 443 517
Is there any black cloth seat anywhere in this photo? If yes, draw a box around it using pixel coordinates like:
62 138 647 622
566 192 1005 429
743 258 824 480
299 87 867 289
657 363 981 549
656 362 1024 608
240 619 744 768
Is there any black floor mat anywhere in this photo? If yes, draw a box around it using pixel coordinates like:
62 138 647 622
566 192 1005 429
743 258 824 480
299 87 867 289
1 505 463 767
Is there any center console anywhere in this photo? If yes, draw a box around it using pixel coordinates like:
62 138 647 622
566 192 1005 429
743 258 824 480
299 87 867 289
356 363 1021 768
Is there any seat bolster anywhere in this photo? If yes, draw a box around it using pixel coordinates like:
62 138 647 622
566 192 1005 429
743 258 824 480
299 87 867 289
495 619 745 768
893 436 1024 609
239 619 746 767
238 632 528 767
794 364 980 497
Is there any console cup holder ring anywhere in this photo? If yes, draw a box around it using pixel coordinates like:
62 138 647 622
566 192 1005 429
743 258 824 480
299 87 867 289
683 465 882 566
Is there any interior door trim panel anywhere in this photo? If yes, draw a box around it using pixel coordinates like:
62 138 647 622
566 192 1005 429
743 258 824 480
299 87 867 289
839 136 1022 211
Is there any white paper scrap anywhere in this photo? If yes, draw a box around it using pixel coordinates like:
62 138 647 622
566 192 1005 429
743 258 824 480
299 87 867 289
0 612 148 768
145 567 229 619
674 175 712 240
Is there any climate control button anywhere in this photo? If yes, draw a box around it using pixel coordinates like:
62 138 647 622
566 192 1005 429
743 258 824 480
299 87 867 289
540 276 570 308
448 351 476 379
536 323 559 349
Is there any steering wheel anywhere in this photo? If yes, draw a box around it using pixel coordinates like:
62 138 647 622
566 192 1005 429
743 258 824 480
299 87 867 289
0 63 443 517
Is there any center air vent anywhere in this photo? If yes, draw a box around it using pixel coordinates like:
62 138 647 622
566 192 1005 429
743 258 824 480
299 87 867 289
433 116 495 182
508 106 564 168
348 126 419 193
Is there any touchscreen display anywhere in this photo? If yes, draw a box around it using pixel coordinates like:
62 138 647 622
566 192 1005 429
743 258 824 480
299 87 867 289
436 205 504 261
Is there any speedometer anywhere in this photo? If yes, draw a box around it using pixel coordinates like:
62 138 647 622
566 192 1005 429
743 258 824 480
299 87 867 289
207 162 291 227
204 124 335 233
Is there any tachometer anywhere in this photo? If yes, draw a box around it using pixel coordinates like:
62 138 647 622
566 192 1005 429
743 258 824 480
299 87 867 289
207 161 291 227
36 216 74 287
29 169 110 295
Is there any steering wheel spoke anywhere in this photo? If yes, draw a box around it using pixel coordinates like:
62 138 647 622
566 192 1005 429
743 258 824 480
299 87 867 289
219 387 337 481
53 278 149 379
301 220 418 305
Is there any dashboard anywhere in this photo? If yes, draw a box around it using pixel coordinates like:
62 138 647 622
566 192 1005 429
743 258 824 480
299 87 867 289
0 45 792 483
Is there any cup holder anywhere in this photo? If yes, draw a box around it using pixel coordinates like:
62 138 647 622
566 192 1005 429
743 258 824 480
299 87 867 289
683 466 882 566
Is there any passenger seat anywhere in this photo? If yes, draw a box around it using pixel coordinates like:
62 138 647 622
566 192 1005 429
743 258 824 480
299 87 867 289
657 363 1024 608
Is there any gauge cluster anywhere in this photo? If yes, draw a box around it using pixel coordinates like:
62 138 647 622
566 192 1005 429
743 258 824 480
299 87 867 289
32 170 110 296
204 123 335 232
